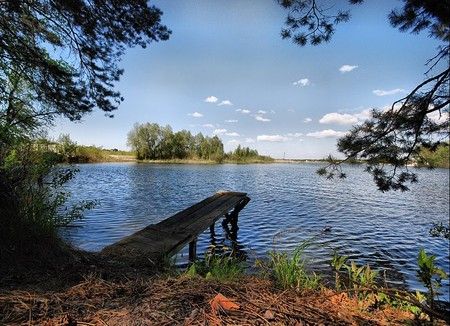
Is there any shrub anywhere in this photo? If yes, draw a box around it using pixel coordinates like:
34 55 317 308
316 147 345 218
0 141 94 272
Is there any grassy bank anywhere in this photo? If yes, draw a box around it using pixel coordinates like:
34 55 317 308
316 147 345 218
69 147 136 163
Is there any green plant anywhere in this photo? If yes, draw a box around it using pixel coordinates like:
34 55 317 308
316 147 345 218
330 251 378 297
359 264 378 287
1 142 96 264
330 250 348 290
185 253 244 281
416 248 448 311
268 242 321 291
374 291 423 318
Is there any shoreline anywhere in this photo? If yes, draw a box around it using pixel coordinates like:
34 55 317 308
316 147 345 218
66 155 449 169
2 245 445 325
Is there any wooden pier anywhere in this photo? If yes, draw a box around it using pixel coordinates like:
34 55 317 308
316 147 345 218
101 191 250 263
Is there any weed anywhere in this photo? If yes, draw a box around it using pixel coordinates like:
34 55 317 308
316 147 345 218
186 253 244 281
416 248 448 312
330 250 348 290
330 251 378 298
268 242 321 291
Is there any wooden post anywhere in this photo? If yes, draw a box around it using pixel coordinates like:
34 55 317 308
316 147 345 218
210 223 215 236
189 238 197 262
222 196 250 240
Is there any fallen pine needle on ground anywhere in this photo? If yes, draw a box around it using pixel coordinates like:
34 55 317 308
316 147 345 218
0 273 432 326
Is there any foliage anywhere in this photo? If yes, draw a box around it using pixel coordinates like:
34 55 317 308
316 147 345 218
0 0 170 124
74 145 108 163
375 291 423 318
279 0 362 46
279 0 449 191
128 122 224 161
0 1 169 266
57 134 77 161
268 242 321 291
127 122 270 163
330 250 348 290
0 141 95 253
416 142 450 168
416 248 448 310
186 253 244 281
224 145 273 163
330 251 378 299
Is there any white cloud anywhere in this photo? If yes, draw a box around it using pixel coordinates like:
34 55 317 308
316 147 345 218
306 129 347 138
304 118 312 123
257 110 267 114
188 112 203 118
427 110 449 123
286 132 303 137
213 128 227 135
204 96 218 103
236 109 251 114
218 100 233 106
225 132 240 137
288 109 295 112
293 78 310 87
352 109 372 120
319 113 358 125
255 115 271 122
317 108 372 126
257 135 290 142
339 65 358 73
245 138 255 143
373 88 405 96
202 123 215 128
225 119 238 123
270 110 276 114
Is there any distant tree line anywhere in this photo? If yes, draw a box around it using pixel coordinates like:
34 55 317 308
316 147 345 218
127 122 271 163
127 123 224 161
226 145 272 163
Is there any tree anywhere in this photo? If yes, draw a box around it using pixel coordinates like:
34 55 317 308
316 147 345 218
0 0 170 129
57 134 77 161
279 0 449 191
126 122 225 161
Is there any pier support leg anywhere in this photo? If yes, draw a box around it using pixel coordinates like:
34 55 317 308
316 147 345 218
222 197 250 230
189 238 197 262
210 223 215 236
222 197 250 252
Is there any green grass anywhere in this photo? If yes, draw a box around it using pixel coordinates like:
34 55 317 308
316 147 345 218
268 242 321 291
186 254 244 281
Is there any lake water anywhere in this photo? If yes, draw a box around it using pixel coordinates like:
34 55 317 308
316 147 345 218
62 162 449 299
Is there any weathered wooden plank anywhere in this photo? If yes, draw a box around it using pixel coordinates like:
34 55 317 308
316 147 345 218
101 191 250 262
156 191 246 229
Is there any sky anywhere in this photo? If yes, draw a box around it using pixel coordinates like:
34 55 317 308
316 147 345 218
49 0 444 159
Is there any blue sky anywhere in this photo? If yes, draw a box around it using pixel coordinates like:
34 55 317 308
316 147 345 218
49 0 444 159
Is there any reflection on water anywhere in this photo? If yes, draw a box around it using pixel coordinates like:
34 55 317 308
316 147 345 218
61 162 449 300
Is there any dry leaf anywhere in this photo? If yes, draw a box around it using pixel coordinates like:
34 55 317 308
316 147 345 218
263 309 275 320
210 293 240 314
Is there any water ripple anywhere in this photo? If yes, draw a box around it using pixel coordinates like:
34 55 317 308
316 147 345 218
61 162 449 299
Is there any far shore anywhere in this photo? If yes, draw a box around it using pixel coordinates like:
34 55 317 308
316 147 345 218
69 154 449 169
85 155 333 165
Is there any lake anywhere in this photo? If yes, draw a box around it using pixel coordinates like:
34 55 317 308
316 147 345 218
62 162 449 299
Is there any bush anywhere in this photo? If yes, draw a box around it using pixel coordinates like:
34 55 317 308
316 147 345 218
0 140 94 273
